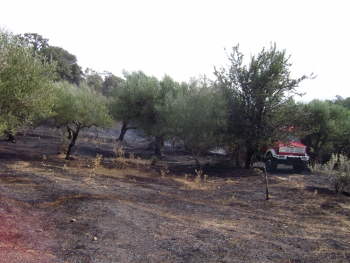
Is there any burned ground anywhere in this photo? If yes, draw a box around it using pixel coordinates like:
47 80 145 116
0 125 349 262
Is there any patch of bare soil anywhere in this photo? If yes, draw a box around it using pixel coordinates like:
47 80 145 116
0 125 350 262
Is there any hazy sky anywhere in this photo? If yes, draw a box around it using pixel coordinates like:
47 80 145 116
1 0 349 101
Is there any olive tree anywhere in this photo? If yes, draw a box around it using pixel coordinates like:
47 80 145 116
102 71 124 97
138 74 183 155
84 68 103 93
108 71 183 156
166 79 227 170
108 71 148 141
0 30 56 140
52 81 114 159
214 43 314 169
301 100 350 163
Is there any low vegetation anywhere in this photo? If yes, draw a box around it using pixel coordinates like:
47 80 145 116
312 154 350 193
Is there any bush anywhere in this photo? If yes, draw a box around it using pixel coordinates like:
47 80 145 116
312 154 350 193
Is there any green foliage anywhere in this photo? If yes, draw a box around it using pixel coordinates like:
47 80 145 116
334 95 350 111
102 71 124 97
51 81 114 129
51 81 114 159
108 71 183 154
165 79 226 169
135 73 184 156
16 33 49 54
40 46 83 85
302 100 350 162
0 30 56 133
85 68 103 92
17 33 84 86
109 71 152 124
167 78 226 156
214 43 313 168
126 71 161 136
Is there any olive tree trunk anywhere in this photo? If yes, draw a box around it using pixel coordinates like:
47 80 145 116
192 150 202 171
8 133 16 143
154 135 164 156
244 148 255 169
65 123 81 160
67 126 72 139
118 120 138 141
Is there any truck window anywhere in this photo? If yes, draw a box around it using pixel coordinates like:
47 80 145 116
287 135 300 142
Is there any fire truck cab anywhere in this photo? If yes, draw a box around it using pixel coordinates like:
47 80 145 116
258 134 309 173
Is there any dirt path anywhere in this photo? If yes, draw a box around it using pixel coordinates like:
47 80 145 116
0 126 349 262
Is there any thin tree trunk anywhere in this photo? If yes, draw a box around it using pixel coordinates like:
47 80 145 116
154 135 164 156
67 126 72 139
8 133 16 143
65 124 81 160
235 149 240 166
235 147 242 167
118 121 128 141
65 132 78 160
118 120 138 141
245 148 254 169
192 151 202 171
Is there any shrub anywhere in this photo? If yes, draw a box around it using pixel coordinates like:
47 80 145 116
313 154 350 193
149 156 159 166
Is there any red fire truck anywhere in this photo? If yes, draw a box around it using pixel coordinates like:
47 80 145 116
258 134 309 173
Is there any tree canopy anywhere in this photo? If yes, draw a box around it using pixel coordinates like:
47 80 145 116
51 81 114 159
0 30 56 135
166 78 227 169
214 43 314 168
102 71 124 97
108 71 184 155
17 32 49 54
301 99 350 163
334 96 350 111
41 46 83 85
84 68 103 92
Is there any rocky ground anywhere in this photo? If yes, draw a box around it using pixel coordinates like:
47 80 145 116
0 125 349 262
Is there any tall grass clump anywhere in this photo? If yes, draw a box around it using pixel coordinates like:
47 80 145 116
312 154 350 193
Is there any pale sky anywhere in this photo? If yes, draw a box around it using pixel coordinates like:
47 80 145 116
1 0 349 102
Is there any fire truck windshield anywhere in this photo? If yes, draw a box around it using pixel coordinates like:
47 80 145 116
287 135 300 142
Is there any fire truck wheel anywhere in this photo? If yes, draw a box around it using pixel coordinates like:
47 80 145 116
293 163 305 174
266 158 277 172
